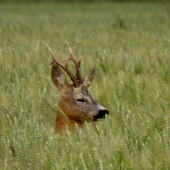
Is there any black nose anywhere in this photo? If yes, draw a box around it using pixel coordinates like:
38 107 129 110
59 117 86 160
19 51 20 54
94 109 109 119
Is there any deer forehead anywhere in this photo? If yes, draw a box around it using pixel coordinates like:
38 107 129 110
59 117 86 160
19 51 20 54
72 85 87 94
72 86 93 100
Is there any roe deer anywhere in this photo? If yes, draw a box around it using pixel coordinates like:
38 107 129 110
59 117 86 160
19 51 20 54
46 42 109 134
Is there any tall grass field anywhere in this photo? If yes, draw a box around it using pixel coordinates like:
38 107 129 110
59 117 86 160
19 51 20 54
0 2 170 169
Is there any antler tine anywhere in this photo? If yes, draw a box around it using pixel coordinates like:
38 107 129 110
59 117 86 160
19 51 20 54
65 41 82 84
46 44 79 87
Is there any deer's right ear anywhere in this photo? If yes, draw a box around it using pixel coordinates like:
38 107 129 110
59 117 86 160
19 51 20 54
51 63 69 92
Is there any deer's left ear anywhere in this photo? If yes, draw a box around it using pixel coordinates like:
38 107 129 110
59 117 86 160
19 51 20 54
51 63 70 92
82 66 96 88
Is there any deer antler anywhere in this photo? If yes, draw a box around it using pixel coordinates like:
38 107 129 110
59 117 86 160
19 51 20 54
46 44 79 87
65 41 82 84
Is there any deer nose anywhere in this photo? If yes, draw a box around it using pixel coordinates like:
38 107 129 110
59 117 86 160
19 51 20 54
94 109 109 119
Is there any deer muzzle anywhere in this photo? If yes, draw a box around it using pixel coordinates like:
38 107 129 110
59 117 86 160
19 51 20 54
93 109 109 120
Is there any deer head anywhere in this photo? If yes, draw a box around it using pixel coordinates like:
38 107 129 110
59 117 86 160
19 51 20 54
46 42 109 134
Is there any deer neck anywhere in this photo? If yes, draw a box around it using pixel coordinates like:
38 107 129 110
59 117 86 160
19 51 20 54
56 105 84 134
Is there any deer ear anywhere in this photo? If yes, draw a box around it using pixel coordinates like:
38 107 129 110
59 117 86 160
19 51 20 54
51 63 70 92
82 66 96 88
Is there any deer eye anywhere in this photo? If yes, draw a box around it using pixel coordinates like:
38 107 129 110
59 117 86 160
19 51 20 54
77 99 86 103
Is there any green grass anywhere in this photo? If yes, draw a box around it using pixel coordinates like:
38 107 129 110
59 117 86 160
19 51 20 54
0 2 170 169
